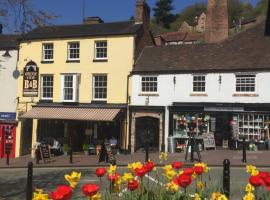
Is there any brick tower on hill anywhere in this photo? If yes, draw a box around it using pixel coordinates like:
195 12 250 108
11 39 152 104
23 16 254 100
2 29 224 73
205 0 229 43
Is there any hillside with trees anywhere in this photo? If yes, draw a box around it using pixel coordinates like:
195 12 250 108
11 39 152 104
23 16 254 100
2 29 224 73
151 0 269 35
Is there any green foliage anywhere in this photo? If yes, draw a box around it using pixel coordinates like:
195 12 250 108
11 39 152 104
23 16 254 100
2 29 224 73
153 0 176 29
253 0 269 15
82 144 89 151
179 2 207 25
62 144 70 152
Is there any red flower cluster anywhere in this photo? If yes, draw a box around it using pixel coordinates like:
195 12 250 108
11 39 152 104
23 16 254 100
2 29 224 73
50 185 73 200
194 166 204 175
176 174 192 188
95 167 107 177
107 173 120 182
171 161 183 170
128 179 139 191
82 183 99 197
144 161 155 173
183 168 194 176
135 161 155 178
249 170 270 191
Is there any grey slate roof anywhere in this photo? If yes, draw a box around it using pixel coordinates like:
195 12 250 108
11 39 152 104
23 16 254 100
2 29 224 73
0 35 20 50
21 21 142 40
134 21 270 74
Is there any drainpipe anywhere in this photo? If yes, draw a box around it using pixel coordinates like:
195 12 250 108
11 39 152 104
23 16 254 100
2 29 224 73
125 73 132 154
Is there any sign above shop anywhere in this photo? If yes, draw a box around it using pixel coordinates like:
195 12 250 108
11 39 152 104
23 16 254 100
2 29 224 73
204 106 244 112
23 61 39 97
0 112 16 120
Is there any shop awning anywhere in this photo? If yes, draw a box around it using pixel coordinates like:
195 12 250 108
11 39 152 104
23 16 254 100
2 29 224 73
20 107 121 121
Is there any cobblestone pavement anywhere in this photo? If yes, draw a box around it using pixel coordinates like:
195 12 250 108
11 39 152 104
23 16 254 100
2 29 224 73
0 150 270 168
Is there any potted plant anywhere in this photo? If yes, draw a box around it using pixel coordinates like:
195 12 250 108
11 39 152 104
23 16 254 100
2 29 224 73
62 144 70 156
83 144 89 155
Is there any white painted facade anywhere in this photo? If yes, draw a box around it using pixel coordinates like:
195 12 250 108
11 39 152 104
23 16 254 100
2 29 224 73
0 50 18 114
131 72 270 151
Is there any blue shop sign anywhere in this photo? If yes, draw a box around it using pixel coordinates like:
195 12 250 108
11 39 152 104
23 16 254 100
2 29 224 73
0 112 16 120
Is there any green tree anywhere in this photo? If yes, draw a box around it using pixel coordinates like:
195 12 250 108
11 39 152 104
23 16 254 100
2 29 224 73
178 2 207 25
254 0 269 15
153 0 176 29
0 0 57 33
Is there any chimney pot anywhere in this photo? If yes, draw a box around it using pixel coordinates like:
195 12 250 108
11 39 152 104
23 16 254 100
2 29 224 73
83 17 104 25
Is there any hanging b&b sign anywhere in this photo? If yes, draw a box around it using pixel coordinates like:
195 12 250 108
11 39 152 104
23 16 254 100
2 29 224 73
23 61 39 97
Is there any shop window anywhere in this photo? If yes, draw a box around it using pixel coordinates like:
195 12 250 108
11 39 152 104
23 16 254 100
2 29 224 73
141 76 158 93
61 74 79 102
193 75 205 92
93 75 107 100
173 113 210 137
234 114 270 141
41 75 53 100
68 42 80 60
235 74 255 92
94 41 107 59
42 43 53 61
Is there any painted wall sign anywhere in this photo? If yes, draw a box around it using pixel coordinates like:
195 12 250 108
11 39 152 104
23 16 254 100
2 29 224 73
0 112 16 120
23 61 39 97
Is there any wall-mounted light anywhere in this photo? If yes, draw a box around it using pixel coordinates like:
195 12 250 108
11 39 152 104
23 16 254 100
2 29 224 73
2 50 11 57
145 96 149 105
219 75 222 84
173 75 176 91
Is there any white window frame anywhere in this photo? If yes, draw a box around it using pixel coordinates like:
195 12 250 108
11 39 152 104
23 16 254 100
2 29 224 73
41 75 53 100
141 76 158 93
94 41 107 60
67 42 80 60
42 43 54 61
192 75 206 93
92 74 107 101
235 74 256 93
61 74 79 102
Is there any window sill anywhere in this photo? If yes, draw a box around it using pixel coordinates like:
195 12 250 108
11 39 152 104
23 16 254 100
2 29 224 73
66 60 80 63
190 93 208 97
39 99 53 103
232 93 259 97
41 60 54 64
138 93 159 96
62 101 79 105
93 59 108 62
91 100 107 104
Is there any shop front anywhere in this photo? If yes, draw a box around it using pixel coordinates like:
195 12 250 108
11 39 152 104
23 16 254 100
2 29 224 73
19 104 126 156
169 103 270 150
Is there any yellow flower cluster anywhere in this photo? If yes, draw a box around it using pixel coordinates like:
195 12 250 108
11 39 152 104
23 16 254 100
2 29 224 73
246 165 259 176
166 182 179 194
243 192 255 200
122 173 134 182
242 183 255 200
108 164 117 174
197 180 204 191
90 192 102 200
127 162 142 172
163 165 177 180
194 193 202 200
210 192 228 200
33 189 48 200
194 162 209 173
64 171 81 188
159 152 168 163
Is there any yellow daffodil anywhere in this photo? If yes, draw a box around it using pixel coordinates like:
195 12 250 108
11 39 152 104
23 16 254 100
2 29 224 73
245 183 255 193
163 164 173 172
33 189 48 200
122 173 134 182
211 192 228 200
127 162 142 172
164 169 177 180
64 171 81 188
243 192 255 200
90 192 102 200
218 194 228 200
178 170 184 176
192 173 198 179
250 169 259 176
195 162 209 173
197 180 204 191
108 164 117 174
246 165 257 174
159 152 168 163
194 193 201 200
166 182 179 193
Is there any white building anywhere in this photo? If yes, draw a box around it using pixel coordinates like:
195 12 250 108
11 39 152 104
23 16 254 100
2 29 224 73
0 33 20 158
130 21 270 153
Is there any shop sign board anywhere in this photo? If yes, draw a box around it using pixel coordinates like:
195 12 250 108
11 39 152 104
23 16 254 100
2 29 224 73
39 144 51 163
0 112 16 120
203 133 216 150
204 106 244 112
23 61 39 97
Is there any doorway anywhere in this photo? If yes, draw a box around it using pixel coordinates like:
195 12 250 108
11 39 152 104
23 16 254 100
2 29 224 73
20 119 33 156
215 113 232 146
135 116 159 152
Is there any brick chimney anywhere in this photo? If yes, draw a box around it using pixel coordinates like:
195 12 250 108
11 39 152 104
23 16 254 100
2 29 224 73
0 24 3 34
135 0 150 30
83 17 104 25
205 0 229 43
265 0 270 36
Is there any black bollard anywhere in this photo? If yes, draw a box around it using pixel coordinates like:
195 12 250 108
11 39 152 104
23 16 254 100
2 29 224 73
223 159 230 198
190 137 194 162
145 140 149 162
26 162 33 200
5 143 11 165
69 147 73 164
6 153 9 165
242 137 247 163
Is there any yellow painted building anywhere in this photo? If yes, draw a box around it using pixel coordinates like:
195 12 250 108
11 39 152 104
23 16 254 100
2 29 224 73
15 0 152 157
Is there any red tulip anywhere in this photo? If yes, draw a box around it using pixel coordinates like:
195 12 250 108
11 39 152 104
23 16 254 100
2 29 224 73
50 185 73 200
144 161 155 173
128 179 139 191
82 183 99 197
178 174 192 188
249 175 263 187
135 166 147 177
264 176 270 186
172 161 183 170
96 167 107 177
259 171 269 180
194 166 204 175
183 168 194 176
172 177 180 186
108 173 120 182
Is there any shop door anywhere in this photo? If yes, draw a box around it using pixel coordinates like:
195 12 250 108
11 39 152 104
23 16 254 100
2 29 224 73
135 117 159 152
215 113 231 146
20 120 33 156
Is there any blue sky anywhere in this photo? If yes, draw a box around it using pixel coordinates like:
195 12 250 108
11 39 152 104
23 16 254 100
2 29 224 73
33 0 259 25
